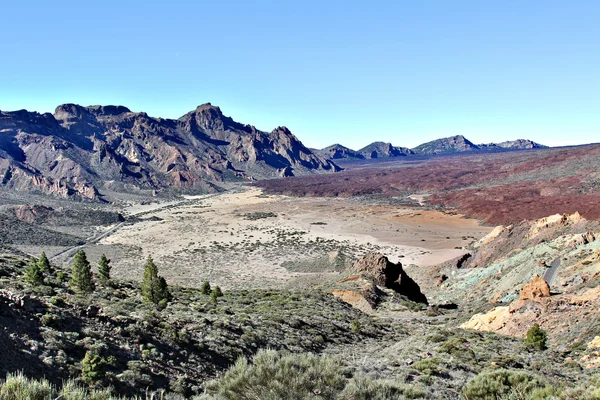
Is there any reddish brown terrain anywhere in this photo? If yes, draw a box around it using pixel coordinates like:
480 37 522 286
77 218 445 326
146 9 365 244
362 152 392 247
257 144 600 225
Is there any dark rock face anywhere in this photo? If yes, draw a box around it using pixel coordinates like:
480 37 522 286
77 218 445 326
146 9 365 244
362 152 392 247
413 135 547 155
350 253 427 304
412 135 479 155
357 142 415 159
0 103 340 199
317 144 365 160
479 139 547 151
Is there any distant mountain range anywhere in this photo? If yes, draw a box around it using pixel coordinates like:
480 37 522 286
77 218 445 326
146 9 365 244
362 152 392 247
0 103 339 200
0 102 550 202
313 135 547 160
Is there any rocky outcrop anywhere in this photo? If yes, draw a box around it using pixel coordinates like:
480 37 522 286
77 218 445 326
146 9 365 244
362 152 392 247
412 135 479 155
412 135 546 156
519 275 550 301
12 205 53 223
357 142 414 159
479 139 547 151
349 253 427 303
0 104 340 200
316 144 365 160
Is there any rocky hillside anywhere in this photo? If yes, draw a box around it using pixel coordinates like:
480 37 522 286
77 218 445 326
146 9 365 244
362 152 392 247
313 144 365 160
413 136 547 155
357 142 415 159
3 250 599 399
479 139 547 151
422 212 600 365
0 104 340 200
316 136 546 161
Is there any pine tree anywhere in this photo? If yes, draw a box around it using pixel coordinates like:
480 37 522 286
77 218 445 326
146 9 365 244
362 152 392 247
210 286 223 304
98 254 111 280
141 255 170 305
25 260 44 286
524 323 547 350
38 251 52 273
81 351 107 384
200 280 211 295
70 249 95 294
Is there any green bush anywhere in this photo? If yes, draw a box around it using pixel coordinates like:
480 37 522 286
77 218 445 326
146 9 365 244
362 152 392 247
462 369 550 399
201 280 212 295
412 357 441 376
0 372 114 400
204 349 347 399
0 372 52 400
25 261 44 286
524 323 547 351
81 351 108 385
211 286 223 304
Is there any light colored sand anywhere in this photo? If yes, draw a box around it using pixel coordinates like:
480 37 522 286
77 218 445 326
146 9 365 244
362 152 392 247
99 187 492 289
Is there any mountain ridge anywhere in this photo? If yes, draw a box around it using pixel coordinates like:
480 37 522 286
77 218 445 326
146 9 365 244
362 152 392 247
0 104 340 201
317 135 547 160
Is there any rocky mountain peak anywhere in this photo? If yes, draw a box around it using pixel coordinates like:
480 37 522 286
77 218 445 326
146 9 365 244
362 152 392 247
0 103 340 200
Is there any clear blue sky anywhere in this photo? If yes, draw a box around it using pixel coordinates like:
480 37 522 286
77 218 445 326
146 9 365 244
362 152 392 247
1 1 598 149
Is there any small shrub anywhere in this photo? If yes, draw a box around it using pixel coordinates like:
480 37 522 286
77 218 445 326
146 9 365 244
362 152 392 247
0 372 52 400
25 261 44 286
413 357 441 376
524 323 547 350
204 349 346 399
81 351 108 385
462 369 548 399
350 319 361 333
200 280 211 295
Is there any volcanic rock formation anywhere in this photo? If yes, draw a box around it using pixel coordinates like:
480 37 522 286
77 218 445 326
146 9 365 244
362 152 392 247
336 252 428 306
0 103 340 200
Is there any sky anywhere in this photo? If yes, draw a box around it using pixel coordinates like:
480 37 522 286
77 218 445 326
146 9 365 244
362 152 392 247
1 1 598 149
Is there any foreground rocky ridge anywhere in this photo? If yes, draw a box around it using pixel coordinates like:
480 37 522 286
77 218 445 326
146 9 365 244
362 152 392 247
3 249 600 399
0 104 339 200
421 212 600 367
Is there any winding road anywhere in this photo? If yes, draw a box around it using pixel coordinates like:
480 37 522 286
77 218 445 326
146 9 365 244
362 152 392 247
50 191 228 263
543 257 561 286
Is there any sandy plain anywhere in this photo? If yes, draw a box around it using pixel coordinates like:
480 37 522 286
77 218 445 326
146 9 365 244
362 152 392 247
90 187 492 290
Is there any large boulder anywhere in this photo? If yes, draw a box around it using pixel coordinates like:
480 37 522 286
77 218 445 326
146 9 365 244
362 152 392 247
350 253 427 304
519 275 550 301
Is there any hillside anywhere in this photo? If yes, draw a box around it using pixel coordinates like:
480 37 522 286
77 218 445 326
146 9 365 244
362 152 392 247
412 135 478 155
357 141 415 158
0 104 339 201
3 246 600 399
316 136 546 161
314 143 365 160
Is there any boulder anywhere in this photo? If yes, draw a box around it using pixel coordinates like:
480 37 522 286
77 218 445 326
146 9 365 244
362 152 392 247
350 253 427 304
519 275 550 301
